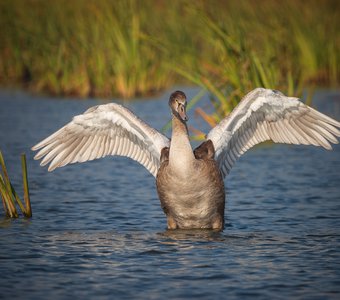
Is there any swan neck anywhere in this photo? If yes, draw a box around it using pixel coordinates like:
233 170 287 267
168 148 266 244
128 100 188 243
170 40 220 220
169 116 195 172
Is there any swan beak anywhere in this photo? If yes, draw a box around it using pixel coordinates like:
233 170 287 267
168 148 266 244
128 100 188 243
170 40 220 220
178 103 188 122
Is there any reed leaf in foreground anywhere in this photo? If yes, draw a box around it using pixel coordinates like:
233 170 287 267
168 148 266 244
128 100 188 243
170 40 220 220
21 154 32 217
0 151 32 218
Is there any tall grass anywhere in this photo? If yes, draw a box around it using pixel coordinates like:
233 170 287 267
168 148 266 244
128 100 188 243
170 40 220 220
167 0 340 119
0 0 176 98
0 0 339 103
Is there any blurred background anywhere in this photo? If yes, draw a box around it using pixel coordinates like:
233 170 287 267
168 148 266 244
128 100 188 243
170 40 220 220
1 0 339 110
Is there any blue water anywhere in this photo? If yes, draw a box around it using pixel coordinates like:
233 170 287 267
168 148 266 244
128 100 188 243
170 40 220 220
0 88 340 299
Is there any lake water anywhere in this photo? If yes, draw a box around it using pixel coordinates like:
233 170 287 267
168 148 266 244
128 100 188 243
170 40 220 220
0 88 340 299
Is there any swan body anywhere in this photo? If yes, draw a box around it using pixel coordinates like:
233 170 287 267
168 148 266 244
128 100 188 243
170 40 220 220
32 88 340 230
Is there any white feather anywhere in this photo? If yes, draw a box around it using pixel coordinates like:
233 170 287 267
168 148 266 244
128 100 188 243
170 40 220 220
207 88 340 177
32 103 170 177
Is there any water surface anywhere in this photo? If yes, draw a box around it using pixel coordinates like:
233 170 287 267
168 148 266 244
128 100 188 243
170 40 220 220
0 89 340 299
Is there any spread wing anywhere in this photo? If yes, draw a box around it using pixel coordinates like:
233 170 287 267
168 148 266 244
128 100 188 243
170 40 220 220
207 88 340 177
32 103 170 177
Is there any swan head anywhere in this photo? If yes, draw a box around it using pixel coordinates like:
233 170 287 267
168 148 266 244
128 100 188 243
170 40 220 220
169 91 188 122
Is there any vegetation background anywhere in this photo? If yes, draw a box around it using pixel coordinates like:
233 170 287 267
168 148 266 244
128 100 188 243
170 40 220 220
1 0 339 117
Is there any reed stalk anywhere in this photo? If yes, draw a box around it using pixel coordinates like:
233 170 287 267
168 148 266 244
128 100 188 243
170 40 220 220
0 151 32 218
21 154 32 217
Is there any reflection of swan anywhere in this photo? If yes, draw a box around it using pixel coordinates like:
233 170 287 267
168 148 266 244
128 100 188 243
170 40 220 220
32 88 340 230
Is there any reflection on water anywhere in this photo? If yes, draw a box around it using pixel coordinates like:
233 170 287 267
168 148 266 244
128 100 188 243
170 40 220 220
160 229 226 242
0 89 339 299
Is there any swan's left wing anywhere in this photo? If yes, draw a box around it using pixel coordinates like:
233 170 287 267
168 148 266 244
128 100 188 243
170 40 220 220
207 88 340 177
32 103 170 177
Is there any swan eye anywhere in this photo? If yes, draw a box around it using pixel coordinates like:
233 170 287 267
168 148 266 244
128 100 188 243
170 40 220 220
175 99 180 108
176 100 185 107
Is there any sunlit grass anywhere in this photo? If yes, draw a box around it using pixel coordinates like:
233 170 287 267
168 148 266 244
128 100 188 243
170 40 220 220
0 0 339 103
167 0 340 119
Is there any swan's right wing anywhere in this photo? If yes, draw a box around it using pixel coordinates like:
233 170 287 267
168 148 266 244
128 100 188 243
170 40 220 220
207 88 340 177
32 103 170 177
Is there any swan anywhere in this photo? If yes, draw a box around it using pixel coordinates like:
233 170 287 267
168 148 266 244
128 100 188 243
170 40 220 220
32 88 340 230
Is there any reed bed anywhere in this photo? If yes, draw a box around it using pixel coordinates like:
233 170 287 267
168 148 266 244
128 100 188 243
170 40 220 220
1 0 339 106
0 151 32 218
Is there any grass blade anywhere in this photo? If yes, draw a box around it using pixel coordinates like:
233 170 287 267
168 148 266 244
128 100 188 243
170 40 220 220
21 154 32 217
0 175 18 218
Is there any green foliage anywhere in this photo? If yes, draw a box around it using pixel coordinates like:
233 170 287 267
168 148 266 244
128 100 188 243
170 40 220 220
0 0 339 102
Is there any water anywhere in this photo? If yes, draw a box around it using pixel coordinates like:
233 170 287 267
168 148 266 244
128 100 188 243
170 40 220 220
0 88 340 299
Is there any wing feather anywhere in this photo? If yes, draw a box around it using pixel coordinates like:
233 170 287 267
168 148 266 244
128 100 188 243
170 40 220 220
49 137 81 169
301 117 337 144
32 103 170 177
207 88 340 177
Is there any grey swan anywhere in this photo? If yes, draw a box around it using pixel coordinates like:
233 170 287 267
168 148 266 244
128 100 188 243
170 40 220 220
32 88 340 230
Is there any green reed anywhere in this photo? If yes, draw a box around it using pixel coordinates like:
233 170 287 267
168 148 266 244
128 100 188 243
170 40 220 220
0 0 339 103
167 0 340 119
0 151 32 218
